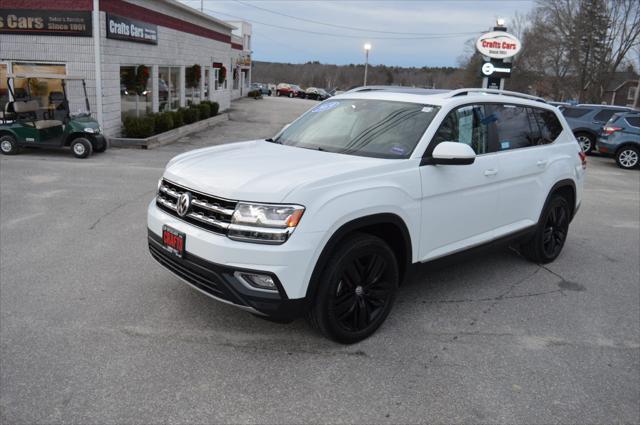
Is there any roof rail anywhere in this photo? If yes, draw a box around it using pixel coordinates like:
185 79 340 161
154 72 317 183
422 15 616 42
345 85 450 95
445 88 547 103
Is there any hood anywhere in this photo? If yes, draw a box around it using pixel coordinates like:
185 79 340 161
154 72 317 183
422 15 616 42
163 140 386 202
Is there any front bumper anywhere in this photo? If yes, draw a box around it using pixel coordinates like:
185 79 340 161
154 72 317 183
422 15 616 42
147 200 323 319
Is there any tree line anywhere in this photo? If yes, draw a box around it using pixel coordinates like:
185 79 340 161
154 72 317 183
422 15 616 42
252 60 467 91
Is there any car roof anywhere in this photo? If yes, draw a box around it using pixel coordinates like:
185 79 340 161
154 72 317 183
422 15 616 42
333 87 553 109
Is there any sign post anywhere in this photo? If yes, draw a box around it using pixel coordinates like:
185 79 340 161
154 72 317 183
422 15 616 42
476 20 521 90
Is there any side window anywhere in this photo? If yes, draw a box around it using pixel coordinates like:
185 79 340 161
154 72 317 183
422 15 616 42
593 109 619 123
488 104 536 151
562 108 591 118
626 116 640 128
532 108 563 144
430 104 492 154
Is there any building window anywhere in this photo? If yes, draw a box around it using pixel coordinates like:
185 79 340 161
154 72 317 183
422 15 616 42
120 65 153 119
12 63 66 109
628 86 637 101
158 66 181 111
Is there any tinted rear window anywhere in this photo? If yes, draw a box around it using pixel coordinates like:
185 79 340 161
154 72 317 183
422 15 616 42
532 108 563 144
562 108 591 118
594 109 623 122
626 116 640 127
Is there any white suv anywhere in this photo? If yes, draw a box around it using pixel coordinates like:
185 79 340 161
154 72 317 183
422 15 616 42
148 88 586 343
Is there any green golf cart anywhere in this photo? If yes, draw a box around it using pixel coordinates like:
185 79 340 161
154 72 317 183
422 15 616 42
0 73 107 159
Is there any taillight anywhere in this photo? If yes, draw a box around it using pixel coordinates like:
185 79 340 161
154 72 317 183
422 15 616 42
603 126 622 136
579 151 587 169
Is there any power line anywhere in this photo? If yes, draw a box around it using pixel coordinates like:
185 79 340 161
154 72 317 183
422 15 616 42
203 7 480 40
232 0 484 35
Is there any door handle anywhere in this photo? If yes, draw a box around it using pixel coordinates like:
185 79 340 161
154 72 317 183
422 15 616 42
484 168 498 176
536 160 548 167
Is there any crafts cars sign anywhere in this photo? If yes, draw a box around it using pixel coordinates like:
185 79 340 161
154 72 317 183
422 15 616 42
0 9 91 36
106 13 158 45
476 31 522 59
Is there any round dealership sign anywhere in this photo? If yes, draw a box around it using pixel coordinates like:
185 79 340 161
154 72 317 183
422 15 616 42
476 31 522 59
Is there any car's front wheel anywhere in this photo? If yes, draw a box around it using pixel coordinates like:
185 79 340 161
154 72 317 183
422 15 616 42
0 135 19 155
616 146 639 169
520 195 571 263
70 137 93 159
288 92 293 98
575 132 595 154
308 233 398 344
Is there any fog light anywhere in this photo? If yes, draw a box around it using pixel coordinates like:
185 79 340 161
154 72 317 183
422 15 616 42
234 271 278 291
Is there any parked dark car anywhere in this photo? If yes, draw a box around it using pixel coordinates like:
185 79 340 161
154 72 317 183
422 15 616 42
305 87 331 101
561 104 634 154
596 112 640 169
250 83 271 96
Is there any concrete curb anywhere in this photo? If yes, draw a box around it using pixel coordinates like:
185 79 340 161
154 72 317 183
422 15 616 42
110 113 229 149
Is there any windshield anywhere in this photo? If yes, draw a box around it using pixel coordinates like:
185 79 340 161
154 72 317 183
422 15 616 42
274 99 440 159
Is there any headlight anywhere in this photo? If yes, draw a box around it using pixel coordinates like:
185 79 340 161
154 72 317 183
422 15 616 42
84 127 99 134
228 202 304 244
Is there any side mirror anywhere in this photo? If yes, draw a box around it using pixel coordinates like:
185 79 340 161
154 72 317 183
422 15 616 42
429 141 476 165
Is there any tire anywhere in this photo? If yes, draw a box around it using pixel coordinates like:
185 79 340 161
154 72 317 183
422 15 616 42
288 92 293 98
0 135 20 155
70 137 93 159
268 90 272 96
575 132 595 154
94 138 108 153
307 232 399 344
276 91 281 97
520 195 571 264
615 145 639 169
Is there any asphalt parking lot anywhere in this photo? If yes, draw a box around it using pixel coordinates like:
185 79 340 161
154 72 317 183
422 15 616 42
1 96 639 424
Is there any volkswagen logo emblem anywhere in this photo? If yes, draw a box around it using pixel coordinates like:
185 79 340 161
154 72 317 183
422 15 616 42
176 192 192 217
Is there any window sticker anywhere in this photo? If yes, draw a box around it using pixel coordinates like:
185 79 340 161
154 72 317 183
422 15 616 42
311 101 340 113
421 106 434 113
501 141 511 149
389 145 406 155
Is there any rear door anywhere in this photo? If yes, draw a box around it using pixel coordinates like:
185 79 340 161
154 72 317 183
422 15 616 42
492 104 564 233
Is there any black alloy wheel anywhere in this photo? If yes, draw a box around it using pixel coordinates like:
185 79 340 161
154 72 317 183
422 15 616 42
520 195 571 264
541 201 569 259
308 233 398 344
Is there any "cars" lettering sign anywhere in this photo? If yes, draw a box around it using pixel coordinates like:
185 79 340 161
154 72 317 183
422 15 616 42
476 31 522 59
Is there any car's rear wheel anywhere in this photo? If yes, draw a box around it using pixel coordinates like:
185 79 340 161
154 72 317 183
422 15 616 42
616 146 639 169
0 135 19 155
575 132 595 154
307 233 398 344
70 137 93 159
520 195 571 264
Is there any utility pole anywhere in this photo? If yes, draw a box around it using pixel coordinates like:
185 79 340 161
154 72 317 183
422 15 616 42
363 43 371 86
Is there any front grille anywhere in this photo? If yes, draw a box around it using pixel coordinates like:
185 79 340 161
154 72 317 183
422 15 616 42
148 239 227 299
156 179 237 235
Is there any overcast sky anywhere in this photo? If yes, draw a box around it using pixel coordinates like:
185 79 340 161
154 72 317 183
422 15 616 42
180 0 534 67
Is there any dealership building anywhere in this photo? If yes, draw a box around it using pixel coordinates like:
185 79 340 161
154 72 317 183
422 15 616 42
0 0 252 137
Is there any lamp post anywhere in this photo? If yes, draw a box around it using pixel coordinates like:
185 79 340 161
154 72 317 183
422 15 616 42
363 43 372 86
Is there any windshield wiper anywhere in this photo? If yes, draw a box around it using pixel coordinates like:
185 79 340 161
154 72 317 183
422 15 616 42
265 138 281 144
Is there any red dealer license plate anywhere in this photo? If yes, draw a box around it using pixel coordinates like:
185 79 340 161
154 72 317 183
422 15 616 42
162 225 185 258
